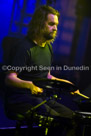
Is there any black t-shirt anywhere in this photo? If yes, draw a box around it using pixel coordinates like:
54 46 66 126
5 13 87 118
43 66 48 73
11 37 52 80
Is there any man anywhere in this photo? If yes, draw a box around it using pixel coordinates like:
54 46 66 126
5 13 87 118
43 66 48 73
5 5 79 135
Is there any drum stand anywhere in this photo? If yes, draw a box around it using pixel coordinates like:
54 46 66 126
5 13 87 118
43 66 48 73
26 94 58 136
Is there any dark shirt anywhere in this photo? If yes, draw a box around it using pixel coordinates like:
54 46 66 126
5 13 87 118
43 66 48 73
11 37 52 80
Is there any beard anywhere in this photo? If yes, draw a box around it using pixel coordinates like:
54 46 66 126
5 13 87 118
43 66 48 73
43 31 57 41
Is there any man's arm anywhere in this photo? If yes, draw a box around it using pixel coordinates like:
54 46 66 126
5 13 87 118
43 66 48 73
47 71 80 94
47 71 73 84
5 72 43 95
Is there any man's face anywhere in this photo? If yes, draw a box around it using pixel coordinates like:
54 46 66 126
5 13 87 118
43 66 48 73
43 14 59 41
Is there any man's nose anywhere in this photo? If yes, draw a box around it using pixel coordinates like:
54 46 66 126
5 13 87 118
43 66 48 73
53 25 57 31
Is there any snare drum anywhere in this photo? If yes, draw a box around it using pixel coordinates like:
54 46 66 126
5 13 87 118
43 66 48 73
75 111 91 136
75 111 91 119
75 111 91 125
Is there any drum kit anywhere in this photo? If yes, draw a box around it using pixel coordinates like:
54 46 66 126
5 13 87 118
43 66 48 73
32 78 91 136
33 78 90 99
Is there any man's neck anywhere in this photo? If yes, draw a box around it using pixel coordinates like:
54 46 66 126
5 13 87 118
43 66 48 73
33 37 46 47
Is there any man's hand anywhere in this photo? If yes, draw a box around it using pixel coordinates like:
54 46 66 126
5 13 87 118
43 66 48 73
70 89 80 95
30 83 43 95
5 72 43 95
70 89 90 99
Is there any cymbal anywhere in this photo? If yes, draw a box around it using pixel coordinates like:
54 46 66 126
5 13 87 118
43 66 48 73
33 78 78 92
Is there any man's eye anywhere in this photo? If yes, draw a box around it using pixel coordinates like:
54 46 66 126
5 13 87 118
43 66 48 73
49 23 54 26
48 22 58 27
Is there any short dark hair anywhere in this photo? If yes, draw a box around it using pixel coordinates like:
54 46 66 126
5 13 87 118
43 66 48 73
27 5 60 40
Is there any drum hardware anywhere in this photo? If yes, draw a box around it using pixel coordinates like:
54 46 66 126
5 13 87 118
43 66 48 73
33 78 90 99
75 111 91 136
33 78 78 92
32 78 91 135
26 110 54 136
25 94 59 136
75 111 91 119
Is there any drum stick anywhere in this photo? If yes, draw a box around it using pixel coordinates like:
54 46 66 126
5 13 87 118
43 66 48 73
76 92 90 99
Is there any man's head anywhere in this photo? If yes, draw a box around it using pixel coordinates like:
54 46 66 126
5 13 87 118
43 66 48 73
27 5 60 43
43 13 59 42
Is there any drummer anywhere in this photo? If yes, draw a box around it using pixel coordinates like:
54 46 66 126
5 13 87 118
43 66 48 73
5 5 79 136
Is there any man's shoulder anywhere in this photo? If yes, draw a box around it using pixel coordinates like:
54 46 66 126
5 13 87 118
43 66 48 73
16 37 35 50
